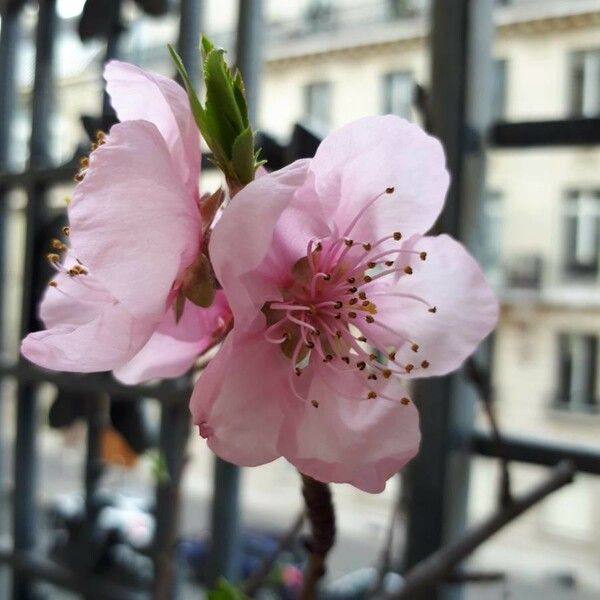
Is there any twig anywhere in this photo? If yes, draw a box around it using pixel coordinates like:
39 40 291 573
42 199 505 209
300 474 336 600
466 357 512 506
445 569 505 584
242 511 305 597
390 460 575 599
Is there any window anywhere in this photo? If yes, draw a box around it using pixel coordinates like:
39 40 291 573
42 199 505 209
303 82 331 132
491 59 507 121
569 49 600 117
304 0 336 32
382 71 414 119
555 334 598 413
479 190 503 278
563 191 600 277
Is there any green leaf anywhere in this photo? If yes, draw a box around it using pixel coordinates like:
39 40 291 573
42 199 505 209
207 578 247 600
203 48 245 154
232 128 256 185
147 450 170 484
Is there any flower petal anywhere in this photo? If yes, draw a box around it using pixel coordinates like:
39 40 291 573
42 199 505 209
309 115 449 241
21 271 151 372
210 159 327 329
279 366 420 493
104 60 200 196
374 234 499 377
114 292 231 385
69 120 200 320
189 331 289 466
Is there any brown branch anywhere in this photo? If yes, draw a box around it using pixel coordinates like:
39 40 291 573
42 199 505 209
390 460 575 599
242 511 305 597
300 474 336 600
467 357 512 506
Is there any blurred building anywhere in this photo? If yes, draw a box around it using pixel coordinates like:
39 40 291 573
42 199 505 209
4 0 600 594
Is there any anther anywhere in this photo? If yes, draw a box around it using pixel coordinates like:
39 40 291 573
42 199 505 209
421 360 430 369
385 187 395 194
388 351 396 361
334 313 342 320
348 286 358 293
362 242 372 251
366 315 375 323
335 331 342 338
79 156 89 168
367 261 377 269
295 368 302 376
367 391 377 399
323 274 331 281
428 306 437 313
314 329 321 336
62 226 70 236
349 298 358 305
306 341 315 349
401 397 410 405
393 232 402 241
369 353 377 360
411 343 419 352
362 300 371 308
314 242 322 251
74 173 84 183
385 261 394 267
48 281 58 287
348 311 357 319
357 336 367 343
347 277 356 284
344 239 354 247
334 301 343 309
405 364 414 373
96 130 106 144
420 252 427 261
46 253 60 264
323 354 333 362
358 291 367 300
357 361 366 370
382 369 392 379
368 374 378 380
51 239 67 251
404 266 413 275
341 356 350 364
363 275 372 283
311 400 320 408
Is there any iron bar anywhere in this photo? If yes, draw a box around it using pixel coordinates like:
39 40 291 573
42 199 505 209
472 430 600 475
152 2 203 598
12 2 58 598
402 3 494 600
491 117 600 147
208 0 264 586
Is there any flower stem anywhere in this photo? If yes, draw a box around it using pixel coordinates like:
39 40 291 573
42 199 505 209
300 473 336 600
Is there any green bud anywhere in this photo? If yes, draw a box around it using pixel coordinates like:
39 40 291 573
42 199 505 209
168 36 263 187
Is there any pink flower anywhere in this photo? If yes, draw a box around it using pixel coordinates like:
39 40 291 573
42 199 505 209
21 61 231 384
190 115 498 493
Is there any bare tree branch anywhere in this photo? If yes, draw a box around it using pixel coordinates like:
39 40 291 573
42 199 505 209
390 460 575 599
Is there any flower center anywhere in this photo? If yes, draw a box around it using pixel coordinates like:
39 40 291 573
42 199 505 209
263 187 436 408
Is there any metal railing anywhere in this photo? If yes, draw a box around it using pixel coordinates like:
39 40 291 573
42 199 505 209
0 1 599 600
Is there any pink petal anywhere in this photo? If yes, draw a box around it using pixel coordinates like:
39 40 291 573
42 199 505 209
280 367 420 493
69 120 200 320
114 292 231 385
374 234 499 377
21 271 152 372
189 331 289 466
209 159 326 330
104 60 200 197
309 115 449 242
